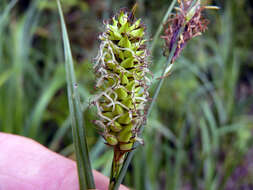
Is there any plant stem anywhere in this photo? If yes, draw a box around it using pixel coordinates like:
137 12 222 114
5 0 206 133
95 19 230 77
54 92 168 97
111 0 199 188
109 150 125 190
112 34 180 190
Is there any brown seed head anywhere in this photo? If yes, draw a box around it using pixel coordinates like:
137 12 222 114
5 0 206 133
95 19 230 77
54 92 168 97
162 0 209 63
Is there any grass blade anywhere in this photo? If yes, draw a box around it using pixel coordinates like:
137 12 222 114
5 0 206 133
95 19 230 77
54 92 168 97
0 0 18 26
0 69 12 87
49 116 71 151
200 119 214 189
56 0 95 189
26 66 65 138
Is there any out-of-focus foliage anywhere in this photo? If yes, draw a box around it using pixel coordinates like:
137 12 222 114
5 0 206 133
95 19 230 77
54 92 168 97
0 0 252 189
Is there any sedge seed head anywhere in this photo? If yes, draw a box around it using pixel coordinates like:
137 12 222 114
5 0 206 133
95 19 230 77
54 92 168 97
162 0 210 63
93 10 151 152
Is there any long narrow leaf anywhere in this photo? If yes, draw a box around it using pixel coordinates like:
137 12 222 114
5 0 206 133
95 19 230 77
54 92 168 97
26 66 65 138
56 0 95 189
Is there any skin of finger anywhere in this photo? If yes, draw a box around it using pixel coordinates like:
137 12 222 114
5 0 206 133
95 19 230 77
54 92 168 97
0 132 128 190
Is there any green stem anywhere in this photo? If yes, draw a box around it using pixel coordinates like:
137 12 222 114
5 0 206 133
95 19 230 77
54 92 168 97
111 0 199 188
109 150 125 190
112 33 180 190
150 0 177 54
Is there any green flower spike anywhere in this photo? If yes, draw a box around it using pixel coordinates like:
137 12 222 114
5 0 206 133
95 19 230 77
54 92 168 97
93 9 150 187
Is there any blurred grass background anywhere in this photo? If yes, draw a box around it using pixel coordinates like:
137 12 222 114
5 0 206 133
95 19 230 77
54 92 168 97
0 0 253 189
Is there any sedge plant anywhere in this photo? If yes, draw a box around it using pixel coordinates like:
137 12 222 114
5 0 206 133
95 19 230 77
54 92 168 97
3 1 252 190
57 0 217 189
99 0 218 189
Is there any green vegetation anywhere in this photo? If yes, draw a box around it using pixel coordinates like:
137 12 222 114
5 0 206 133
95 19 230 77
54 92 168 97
0 0 252 189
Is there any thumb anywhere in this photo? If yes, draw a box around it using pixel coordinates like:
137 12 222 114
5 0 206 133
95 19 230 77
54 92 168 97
0 132 128 190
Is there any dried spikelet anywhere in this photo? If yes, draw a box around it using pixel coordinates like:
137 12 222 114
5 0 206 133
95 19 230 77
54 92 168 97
92 10 150 155
162 0 209 63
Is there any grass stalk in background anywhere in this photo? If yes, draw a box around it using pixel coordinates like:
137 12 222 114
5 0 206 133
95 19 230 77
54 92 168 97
56 0 95 189
0 0 18 28
150 0 177 53
0 0 18 87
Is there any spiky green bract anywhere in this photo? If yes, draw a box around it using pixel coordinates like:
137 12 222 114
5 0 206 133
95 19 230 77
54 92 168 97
93 10 150 187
